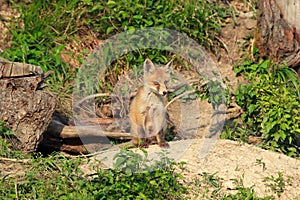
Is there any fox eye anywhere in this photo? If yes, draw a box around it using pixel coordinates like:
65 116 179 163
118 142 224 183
153 81 159 85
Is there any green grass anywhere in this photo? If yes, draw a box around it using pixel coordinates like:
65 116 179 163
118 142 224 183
0 119 186 199
0 121 25 159
0 0 231 114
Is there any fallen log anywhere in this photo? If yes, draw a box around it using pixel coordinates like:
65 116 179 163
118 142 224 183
39 118 131 154
38 136 89 154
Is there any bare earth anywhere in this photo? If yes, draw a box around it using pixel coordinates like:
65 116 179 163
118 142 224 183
180 139 300 199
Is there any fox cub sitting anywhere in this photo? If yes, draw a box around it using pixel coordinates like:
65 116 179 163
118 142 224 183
129 59 171 148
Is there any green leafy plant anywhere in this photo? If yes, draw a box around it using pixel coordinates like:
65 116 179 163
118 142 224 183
222 187 273 200
264 172 288 198
191 172 273 200
199 80 231 109
95 148 187 199
0 121 14 137
232 58 300 157
191 172 223 199
0 148 186 199
97 0 230 46
221 121 250 143
222 175 273 200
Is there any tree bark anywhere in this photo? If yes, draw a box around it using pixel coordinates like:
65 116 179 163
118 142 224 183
256 0 300 69
0 58 56 153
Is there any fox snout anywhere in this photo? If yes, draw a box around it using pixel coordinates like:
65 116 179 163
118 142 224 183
156 86 167 96
150 81 168 96
161 90 167 96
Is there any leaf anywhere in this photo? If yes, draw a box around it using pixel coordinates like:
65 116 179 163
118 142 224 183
283 114 291 119
273 133 281 142
248 104 257 114
259 59 270 69
280 123 288 130
107 0 116 6
114 157 126 169
133 15 143 20
106 26 115 34
127 26 135 33
294 129 300 133
279 131 286 141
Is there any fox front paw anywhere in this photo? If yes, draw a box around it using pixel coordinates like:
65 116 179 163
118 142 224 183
158 142 169 148
137 140 149 148
139 143 149 148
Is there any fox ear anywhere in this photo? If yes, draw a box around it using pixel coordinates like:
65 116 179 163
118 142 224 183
164 59 173 72
144 59 155 74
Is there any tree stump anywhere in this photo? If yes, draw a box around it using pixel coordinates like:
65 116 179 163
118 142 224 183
256 0 300 70
0 58 56 153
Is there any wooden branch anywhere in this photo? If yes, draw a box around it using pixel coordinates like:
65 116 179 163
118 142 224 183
0 157 30 163
75 93 111 106
60 126 131 139
47 119 131 139
79 117 116 125
165 90 197 109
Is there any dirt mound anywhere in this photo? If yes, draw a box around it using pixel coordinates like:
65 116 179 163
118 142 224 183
180 139 300 199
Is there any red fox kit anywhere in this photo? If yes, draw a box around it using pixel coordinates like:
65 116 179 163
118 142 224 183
129 59 172 148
